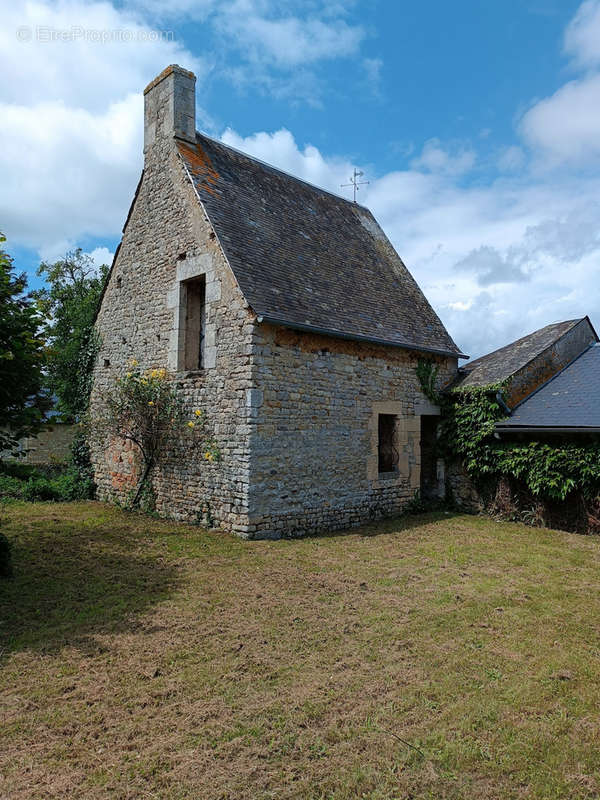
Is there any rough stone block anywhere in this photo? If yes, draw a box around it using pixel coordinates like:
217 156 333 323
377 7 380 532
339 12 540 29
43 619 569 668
246 388 264 408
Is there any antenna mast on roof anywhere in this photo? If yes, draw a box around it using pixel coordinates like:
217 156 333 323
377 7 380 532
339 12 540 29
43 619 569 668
341 168 369 203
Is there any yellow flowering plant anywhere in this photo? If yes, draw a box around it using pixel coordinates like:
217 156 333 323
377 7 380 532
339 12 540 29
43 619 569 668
98 363 220 508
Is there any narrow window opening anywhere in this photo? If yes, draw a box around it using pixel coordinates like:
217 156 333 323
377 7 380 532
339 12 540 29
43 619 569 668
103 358 110 368
116 276 122 288
183 275 206 370
378 414 398 474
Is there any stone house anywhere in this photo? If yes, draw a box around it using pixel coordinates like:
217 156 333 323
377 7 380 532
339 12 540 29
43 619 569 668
89 64 465 538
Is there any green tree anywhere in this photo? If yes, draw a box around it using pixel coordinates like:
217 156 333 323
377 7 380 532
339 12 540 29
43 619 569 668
34 249 108 421
0 234 49 454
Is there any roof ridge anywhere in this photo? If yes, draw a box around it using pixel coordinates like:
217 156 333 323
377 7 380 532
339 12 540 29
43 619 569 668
498 317 588 384
460 318 583 372
193 130 371 212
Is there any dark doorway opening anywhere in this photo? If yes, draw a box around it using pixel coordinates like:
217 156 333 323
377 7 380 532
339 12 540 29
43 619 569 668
420 415 441 498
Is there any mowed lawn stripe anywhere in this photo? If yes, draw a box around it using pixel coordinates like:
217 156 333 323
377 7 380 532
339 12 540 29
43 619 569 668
1 502 600 799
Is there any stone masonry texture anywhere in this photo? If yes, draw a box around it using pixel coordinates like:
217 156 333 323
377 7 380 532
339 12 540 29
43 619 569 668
89 64 460 538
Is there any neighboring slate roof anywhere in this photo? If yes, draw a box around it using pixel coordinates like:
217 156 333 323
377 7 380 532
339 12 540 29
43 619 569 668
497 343 600 431
454 319 584 389
177 134 464 357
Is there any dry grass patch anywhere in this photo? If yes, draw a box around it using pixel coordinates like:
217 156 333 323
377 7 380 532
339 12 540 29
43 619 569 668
2 502 600 799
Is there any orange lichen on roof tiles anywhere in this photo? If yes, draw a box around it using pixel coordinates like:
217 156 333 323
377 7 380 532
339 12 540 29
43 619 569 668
177 140 220 196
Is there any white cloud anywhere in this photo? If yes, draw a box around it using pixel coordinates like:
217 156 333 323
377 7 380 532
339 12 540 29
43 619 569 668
520 74 600 165
124 0 216 21
564 0 600 68
0 0 368 257
2 94 144 254
363 57 383 84
216 2 364 67
126 0 364 69
0 0 205 109
4 0 600 363
0 0 202 255
454 245 530 286
209 0 366 100
498 145 525 172
220 127 355 193
88 246 114 269
410 139 476 176
519 1 600 166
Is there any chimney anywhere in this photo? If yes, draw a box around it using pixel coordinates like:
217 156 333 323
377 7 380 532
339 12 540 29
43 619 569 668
143 65 196 153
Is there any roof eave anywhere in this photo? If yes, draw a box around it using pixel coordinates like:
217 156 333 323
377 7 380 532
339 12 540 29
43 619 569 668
496 424 600 434
256 314 468 359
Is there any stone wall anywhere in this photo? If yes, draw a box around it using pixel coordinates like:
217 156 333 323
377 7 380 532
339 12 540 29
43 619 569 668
6 424 76 465
89 72 256 535
446 461 483 512
244 324 457 538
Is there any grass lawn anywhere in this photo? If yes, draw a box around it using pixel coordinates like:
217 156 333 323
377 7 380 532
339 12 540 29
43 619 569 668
1 503 600 799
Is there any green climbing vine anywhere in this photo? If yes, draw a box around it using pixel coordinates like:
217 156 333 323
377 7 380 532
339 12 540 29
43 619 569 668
415 359 441 405
431 382 600 502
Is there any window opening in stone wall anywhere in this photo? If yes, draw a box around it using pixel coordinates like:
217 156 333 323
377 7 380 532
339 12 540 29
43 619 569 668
183 275 206 371
378 414 398 473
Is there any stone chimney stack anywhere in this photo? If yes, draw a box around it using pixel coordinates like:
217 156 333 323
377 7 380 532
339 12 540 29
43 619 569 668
143 65 196 154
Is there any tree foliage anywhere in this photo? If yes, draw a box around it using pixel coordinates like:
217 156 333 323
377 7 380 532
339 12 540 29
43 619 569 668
0 234 49 454
33 249 108 421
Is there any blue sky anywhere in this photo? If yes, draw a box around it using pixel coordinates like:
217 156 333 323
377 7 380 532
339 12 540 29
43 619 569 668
192 0 581 167
2 0 600 357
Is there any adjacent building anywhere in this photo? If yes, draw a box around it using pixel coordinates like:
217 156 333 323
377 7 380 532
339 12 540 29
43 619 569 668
496 342 600 436
453 317 598 407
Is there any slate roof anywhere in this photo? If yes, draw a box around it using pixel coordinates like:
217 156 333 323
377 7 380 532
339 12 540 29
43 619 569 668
454 319 585 389
497 344 600 431
177 134 464 358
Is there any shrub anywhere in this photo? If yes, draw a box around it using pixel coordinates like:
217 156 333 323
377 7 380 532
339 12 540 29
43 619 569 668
68 431 95 499
0 463 93 503
53 468 94 501
22 476 62 502
0 532 12 578
0 473 26 500
0 461 38 481
0 428 96 504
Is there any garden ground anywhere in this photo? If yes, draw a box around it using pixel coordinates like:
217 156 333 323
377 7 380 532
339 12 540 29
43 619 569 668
1 502 600 799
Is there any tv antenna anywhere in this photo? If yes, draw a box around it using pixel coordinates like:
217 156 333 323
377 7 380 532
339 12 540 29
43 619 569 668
341 168 369 203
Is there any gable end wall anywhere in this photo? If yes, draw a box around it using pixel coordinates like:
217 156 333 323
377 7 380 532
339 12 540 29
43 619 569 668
89 142 256 534
507 318 598 407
